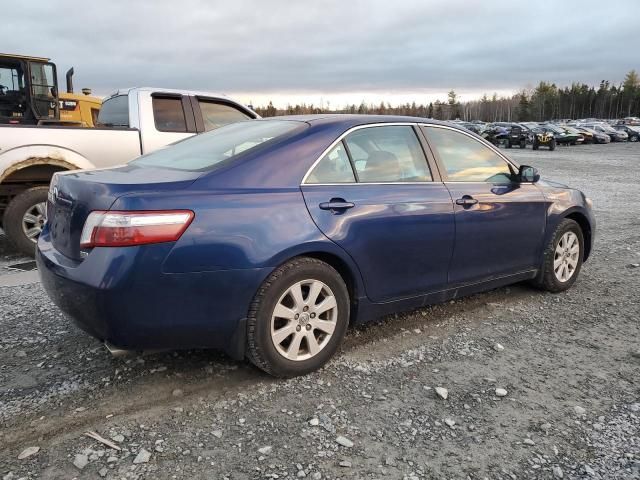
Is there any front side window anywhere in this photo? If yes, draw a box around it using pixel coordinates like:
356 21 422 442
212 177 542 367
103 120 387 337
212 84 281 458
153 96 187 132
198 100 252 131
424 127 514 183
97 95 129 127
306 142 356 184
132 120 305 171
344 126 432 182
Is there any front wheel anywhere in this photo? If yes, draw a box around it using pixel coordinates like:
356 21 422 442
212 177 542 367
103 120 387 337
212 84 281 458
3 186 49 257
246 257 350 377
549 139 556 151
532 218 584 293
519 139 526 149
631 135 639 142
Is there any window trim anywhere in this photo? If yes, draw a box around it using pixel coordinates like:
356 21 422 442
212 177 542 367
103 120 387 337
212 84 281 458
150 93 196 133
301 122 438 186
306 140 358 184
420 124 522 184
192 96 257 133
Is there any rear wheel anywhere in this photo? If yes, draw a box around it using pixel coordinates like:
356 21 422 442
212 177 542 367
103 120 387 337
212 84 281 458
532 218 584 293
3 186 49 257
246 257 350 377
533 140 539 150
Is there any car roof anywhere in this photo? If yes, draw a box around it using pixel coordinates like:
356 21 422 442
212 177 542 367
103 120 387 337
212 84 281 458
105 87 235 100
259 114 462 130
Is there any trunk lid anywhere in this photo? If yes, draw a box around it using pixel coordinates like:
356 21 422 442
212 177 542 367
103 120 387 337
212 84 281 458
47 164 201 260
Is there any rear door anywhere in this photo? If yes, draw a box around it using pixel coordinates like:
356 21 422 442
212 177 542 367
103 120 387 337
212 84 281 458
422 125 547 286
140 92 197 154
301 124 455 302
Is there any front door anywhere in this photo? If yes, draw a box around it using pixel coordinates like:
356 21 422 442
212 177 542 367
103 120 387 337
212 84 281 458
301 125 455 302
422 125 547 286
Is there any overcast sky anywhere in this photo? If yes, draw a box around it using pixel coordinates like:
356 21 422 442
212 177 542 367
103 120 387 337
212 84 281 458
5 0 639 107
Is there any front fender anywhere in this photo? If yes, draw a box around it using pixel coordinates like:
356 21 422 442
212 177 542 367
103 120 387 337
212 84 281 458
542 186 595 261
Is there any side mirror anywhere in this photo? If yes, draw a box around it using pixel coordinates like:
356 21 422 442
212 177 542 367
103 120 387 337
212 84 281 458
519 165 540 183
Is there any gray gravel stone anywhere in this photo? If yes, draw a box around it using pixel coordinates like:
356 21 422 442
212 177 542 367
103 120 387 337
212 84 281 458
132 448 151 464
335 436 354 448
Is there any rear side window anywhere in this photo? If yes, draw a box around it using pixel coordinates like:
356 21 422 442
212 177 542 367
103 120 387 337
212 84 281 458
132 120 305 171
198 100 252 131
153 96 187 132
97 95 129 127
344 126 432 182
306 142 356 184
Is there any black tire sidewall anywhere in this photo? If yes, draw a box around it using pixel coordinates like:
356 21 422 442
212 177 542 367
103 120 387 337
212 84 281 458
248 259 350 377
3 186 49 257
541 219 584 292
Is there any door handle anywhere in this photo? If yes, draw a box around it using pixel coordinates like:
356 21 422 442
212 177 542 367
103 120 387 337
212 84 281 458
455 195 478 206
319 199 355 212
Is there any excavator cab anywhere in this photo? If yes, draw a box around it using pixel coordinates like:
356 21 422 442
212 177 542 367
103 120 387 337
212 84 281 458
0 54 59 125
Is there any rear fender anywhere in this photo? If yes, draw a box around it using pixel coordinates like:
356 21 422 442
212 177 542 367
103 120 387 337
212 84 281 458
0 145 93 184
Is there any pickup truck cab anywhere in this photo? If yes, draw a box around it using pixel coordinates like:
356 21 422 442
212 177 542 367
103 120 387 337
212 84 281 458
0 87 258 255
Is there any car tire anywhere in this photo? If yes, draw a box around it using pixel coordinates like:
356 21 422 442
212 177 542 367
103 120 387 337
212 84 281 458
532 218 584 293
246 257 350 377
506 141 512 148
3 186 49 257
519 139 526 149
631 135 639 142
533 140 539 150
549 139 556 151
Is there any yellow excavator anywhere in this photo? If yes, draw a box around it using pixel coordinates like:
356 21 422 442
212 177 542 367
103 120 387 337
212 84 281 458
0 53 101 127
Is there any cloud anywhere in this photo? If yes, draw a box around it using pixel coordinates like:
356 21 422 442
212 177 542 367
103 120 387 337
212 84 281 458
4 0 638 105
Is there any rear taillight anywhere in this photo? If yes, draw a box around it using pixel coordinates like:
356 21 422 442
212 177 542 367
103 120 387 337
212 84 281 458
80 210 194 248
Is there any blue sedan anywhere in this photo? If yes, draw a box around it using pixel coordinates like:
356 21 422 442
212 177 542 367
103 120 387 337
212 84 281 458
36 115 595 377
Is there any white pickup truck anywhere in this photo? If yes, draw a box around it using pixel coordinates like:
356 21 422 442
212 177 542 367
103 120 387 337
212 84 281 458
0 87 258 255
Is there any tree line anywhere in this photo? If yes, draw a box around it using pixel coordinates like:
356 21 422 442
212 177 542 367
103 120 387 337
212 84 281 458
254 70 640 122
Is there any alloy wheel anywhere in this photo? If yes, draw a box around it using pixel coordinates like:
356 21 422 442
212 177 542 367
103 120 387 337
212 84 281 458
21 202 47 244
553 231 580 282
270 279 338 361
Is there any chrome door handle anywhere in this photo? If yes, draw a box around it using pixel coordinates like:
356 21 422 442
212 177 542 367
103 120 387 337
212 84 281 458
455 196 478 206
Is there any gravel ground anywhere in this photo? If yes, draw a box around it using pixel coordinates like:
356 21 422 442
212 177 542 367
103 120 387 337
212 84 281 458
1 142 639 479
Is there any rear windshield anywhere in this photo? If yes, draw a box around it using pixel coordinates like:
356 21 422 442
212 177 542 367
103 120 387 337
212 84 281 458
131 120 306 171
97 95 129 127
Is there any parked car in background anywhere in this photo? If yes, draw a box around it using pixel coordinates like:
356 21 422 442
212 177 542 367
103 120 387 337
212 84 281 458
613 124 640 142
481 123 509 146
621 117 640 126
574 126 610 144
0 87 258 255
459 121 484 135
559 126 586 144
542 124 581 145
570 126 594 143
581 123 628 142
37 115 595 376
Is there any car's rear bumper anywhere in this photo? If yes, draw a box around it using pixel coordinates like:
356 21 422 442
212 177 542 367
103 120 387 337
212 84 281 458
36 229 271 357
